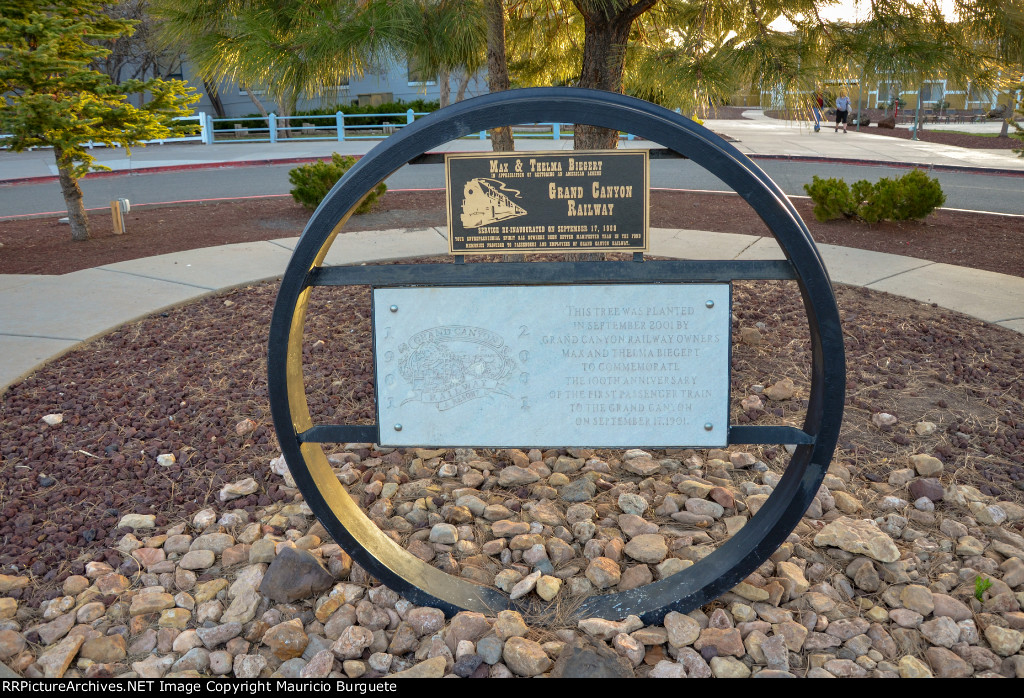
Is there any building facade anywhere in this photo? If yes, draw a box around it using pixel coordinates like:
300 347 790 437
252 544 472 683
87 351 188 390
182 59 488 119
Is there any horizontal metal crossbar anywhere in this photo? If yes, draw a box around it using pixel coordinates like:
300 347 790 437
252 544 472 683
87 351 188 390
727 425 815 445
410 147 687 165
309 259 797 288
298 424 814 447
299 425 380 444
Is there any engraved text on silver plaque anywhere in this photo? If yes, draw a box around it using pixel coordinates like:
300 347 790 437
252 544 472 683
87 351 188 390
372 284 730 447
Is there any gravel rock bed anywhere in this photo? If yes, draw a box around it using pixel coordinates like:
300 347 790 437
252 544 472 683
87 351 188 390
1 273 1022 679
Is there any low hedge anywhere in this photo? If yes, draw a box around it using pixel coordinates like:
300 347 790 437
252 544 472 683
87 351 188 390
288 154 386 213
803 170 945 223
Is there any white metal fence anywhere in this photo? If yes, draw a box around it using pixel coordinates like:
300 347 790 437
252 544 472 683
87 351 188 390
200 110 427 144
4 110 640 150
1 113 205 150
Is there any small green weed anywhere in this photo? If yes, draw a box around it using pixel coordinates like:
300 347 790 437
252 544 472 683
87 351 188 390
974 575 993 601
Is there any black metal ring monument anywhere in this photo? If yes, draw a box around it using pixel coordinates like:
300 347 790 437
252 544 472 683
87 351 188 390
268 87 845 625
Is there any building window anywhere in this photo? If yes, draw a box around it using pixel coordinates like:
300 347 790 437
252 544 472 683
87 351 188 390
967 85 995 106
920 81 945 107
407 58 436 86
875 83 899 107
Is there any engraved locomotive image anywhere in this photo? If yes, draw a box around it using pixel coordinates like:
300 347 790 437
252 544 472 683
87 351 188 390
396 325 518 411
459 178 527 228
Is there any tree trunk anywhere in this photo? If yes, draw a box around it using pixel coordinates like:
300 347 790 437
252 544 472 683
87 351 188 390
572 1 656 150
277 93 297 140
244 87 269 118
485 0 514 152
204 79 226 119
567 2 654 262
915 87 924 133
439 68 452 108
455 70 472 103
54 146 90 242
999 93 1015 138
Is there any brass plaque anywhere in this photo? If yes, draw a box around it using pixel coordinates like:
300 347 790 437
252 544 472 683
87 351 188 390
445 150 649 254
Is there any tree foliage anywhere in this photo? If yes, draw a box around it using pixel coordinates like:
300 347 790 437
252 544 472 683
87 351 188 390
151 0 485 117
152 0 397 118
150 0 1024 148
0 0 198 241
407 0 487 107
506 1 1017 115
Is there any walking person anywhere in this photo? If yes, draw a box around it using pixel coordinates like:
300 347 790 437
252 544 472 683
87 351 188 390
835 91 851 133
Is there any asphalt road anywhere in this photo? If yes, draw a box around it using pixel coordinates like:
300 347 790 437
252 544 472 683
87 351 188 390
2 157 1022 218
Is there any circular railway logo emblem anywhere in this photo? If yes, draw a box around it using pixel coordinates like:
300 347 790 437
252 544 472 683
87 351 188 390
397 325 517 410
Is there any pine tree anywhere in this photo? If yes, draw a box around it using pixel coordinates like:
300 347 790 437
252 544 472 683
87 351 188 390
0 0 198 241
954 0 1024 138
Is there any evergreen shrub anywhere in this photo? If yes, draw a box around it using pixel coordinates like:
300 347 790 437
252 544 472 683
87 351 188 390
803 170 945 223
803 176 854 221
288 154 386 212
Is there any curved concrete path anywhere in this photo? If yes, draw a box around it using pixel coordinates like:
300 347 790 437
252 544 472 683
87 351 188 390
2 225 1022 396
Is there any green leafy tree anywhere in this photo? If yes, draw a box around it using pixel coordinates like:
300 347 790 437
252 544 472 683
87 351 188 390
954 0 1024 138
407 0 486 108
152 0 484 127
151 0 404 123
505 1 1021 145
0 0 199 241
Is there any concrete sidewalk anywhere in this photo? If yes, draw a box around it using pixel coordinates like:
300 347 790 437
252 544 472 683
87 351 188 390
2 109 1022 184
2 225 1022 396
713 110 1024 171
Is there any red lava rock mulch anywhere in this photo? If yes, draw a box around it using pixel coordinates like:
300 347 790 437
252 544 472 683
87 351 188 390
1 190 1021 278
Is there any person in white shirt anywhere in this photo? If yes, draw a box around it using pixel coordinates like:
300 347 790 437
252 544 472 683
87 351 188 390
835 92 851 133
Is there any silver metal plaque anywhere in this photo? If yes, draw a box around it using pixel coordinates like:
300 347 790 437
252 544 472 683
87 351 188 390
373 284 731 448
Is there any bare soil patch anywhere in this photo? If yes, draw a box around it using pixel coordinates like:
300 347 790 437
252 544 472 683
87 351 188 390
859 124 1021 150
